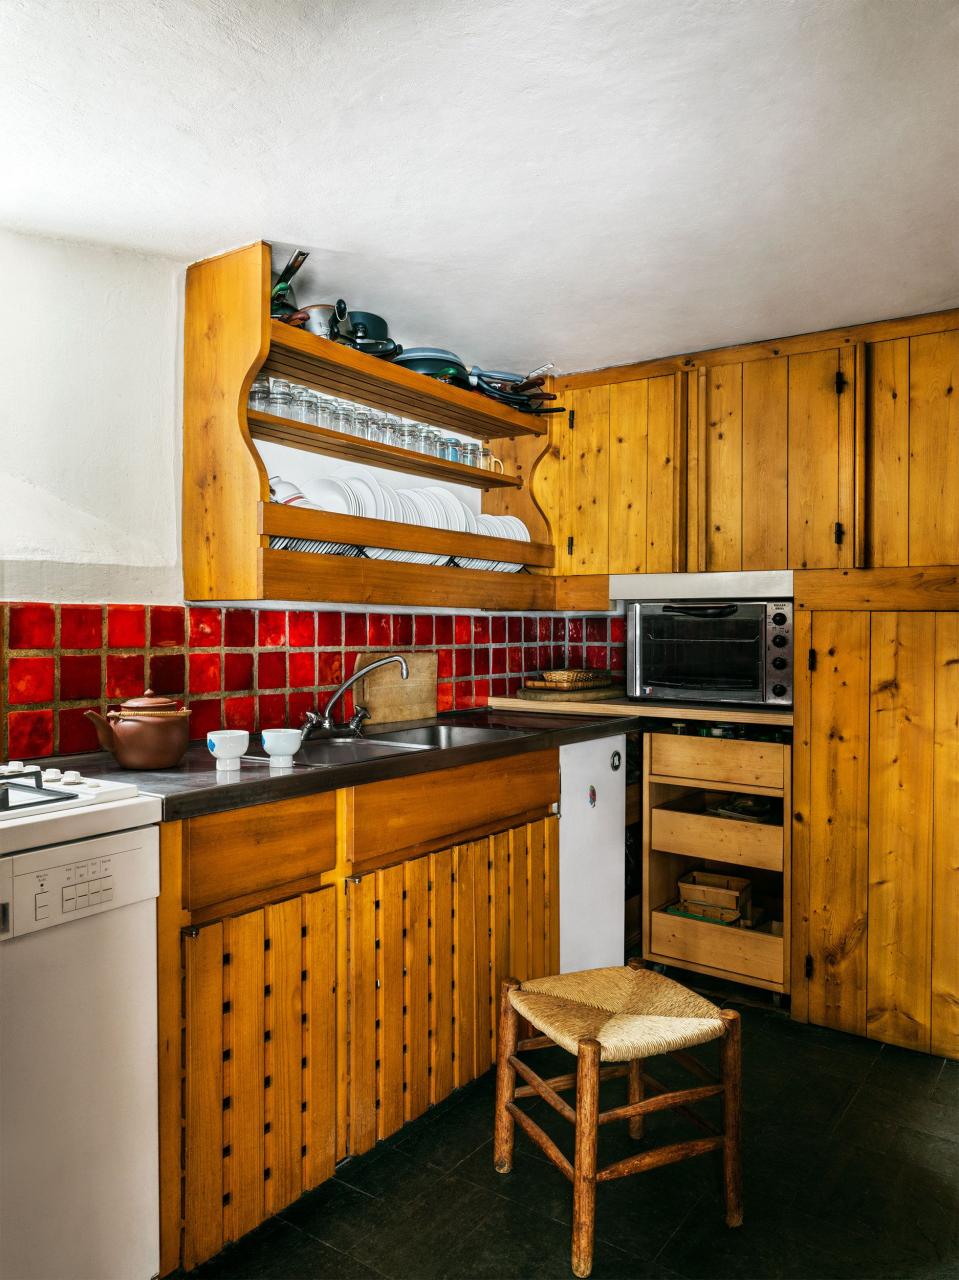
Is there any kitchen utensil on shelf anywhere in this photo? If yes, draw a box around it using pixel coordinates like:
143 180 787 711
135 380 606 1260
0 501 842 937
86 691 190 769
270 249 309 321
346 310 402 358
393 348 469 384
205 730 250 773
302 299 349 338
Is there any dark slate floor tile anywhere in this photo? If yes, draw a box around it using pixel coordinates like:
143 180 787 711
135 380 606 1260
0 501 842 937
333 1144 447 1202
280 1176 381 1254
392 1090 502 1171
189 1217 382 1279
865 1045 949 1095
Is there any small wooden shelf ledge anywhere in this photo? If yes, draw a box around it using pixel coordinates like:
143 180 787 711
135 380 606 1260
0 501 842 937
248 410 523 490
264 321 547 442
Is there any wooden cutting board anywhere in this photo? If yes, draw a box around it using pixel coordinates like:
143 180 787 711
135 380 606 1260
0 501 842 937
353 651 437 723
516 685 627 702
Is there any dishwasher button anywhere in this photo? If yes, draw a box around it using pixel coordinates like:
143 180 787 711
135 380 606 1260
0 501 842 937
75 887 89 908
34 892 51 921
62 887 77 912
88 882 101 906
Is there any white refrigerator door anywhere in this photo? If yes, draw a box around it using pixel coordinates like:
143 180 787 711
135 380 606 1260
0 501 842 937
559 735 626 973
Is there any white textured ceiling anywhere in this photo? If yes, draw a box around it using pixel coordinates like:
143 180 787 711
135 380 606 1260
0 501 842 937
2 0 958 374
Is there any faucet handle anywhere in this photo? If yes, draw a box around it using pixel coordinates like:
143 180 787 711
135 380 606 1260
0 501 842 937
348 705 371 734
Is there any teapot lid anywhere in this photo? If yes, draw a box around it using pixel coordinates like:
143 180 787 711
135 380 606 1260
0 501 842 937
119 688 182 712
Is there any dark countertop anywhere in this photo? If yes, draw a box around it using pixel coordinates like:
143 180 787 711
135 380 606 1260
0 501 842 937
52 709 636 822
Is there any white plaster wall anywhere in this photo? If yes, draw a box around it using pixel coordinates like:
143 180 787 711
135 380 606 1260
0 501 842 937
0 229 184 602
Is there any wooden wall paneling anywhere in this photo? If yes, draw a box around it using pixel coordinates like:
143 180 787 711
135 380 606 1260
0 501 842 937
741 356 788 569
303 888 336 1187
867 613 935 1050
375 863 406 1140
794 567 959 612
608 379 649 574
490 832 511 1051
429 847 455 1104
223 910 265 1243
472 838 494 1075
805 611 870 1035
704 363 743 571
866 339 910 567
790 612 812 1023
404 856 431 1122
527 821 547 979
557 384 610 574
347 875 377 1156
686 367 707 572
787 349 846 570
909 330 959 566
509 824 530 982
453 844 478 1087
264 898 303 1214
932 615 959 1058
646 374 683 572
183 922 225 1271
335 789 352 1163
545 815 561 975
158 823 190 1277
837 346 857 569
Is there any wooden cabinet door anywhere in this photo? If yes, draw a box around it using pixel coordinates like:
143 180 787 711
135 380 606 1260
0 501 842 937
555 385 609 573
787 348 856 569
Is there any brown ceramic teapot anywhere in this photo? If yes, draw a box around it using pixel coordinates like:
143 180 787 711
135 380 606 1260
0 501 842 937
86 690 191 769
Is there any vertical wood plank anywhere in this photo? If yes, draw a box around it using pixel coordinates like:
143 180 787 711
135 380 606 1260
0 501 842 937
608 380 648 574
684 368 707 573
527 821 547 980
224 910 265 1241
453 844 477 1086
646 374 679 572
490 832 512 1052
909 330 959 566
557 384 610 573
932 614 959 1058
472 839 494 1074
866 339 910 568
183 922 224 1270
429 848 455 1104
376 863 406 1140
742 356 788 569
158 823 189 1277
265 897 303 1214
335 789 352 1162
806 611 870 1034
545 815 561 976
788 349 843 569
705 363 743 571
867 614 935 1049
509 825 530 982
837 346 857 569
304 888 336 1189
348 875 378 1155
404 856 431 1121
790 610 812 1023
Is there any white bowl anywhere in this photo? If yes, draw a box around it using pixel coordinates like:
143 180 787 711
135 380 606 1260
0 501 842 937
261 728 302 769
206 729 249 771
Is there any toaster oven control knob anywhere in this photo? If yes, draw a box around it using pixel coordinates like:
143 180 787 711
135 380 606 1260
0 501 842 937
771 656 788 670
771 611 788 626
771 633 789 647
771 684 788 698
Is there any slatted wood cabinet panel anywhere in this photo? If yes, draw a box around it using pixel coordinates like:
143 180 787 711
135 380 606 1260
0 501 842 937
792 610 959 1058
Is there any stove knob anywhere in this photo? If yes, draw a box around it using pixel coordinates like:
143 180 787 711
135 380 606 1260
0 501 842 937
772 634 789 648
42 768 62 783
61 770 83 785
771 656 788 670
771 611 788 627
5 761 24 773
771 684 788 698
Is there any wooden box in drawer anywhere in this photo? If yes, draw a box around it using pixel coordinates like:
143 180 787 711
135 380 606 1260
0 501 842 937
649 908 784 988
651 804 783 871
649 734 784 791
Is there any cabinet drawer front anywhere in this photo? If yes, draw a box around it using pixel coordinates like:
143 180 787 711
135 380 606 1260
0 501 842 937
650 735 784 790
186 793 337 911
351 749 558 871
651 807 783 871
650 909 783 986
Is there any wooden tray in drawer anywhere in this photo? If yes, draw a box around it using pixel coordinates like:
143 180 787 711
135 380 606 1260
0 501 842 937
651 803 783 871
649 907 784 987
649 734 784 792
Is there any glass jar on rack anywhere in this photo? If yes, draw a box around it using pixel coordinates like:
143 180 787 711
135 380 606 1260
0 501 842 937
439 437 461 463
248 374 270 413
290 387 319 424
460 442 480 467
266 379 294 417
328 403 355 435
421 427 441 456
352 407 374 440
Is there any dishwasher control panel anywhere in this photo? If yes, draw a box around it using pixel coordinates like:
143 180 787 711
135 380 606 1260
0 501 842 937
0 827 159 938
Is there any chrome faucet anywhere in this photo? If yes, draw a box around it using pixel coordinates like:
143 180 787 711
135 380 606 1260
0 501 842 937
300 653 409 741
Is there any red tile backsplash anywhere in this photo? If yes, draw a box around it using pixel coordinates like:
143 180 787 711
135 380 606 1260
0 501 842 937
60 604 102 649
107 604 146 648
105 654 146 699
288 611 316 648
223 651 254 692
289 651 315 687
257 610 285 647
223 608 255 648
8 708 54 757
189 607 222 648
149 652 185 694
188 652 221 694
9 603 56 649
8 656 55 705
58 706 100 754
315 612 341 647
60 654 102 701
257 650 286 690
149 605 185 648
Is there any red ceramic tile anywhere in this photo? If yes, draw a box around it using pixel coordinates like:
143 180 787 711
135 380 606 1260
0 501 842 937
434 615 453 645
507 646 523 673
586 645 608 670
257 694 286 730
8 708 54 758
58 707 100 754
60 605 102 649
287 611 316 648
567 618 583 643
492 647 507 674
224 696 255 731
189 652 221 694
223 608 255 648
393 615 413 646
523 617 537 642
611 646 626 671
316 652 343 686
187 698 222 739
437 648 453 679
149 653 185 694
454 681 475 709
472 616 490 644
288 691 315 726
455 649 472 677
611 616 626 643
344 613 367 646
524 648 540 672
491 616 506 644
436 682 454 713
491 677 508 697
568 644 583 667
289 651 315 687
189 607 222 648
414 615 433 646
149 605 185 648
8 656 55 705
473 649 490 676
9 603 55 649
552 644 565 667
538 618 551 641
508 617 522 642
473 679 490 705
367 614 391 647
59 654 101 701
535 645 550 670
586 618 608 643
257 610 286 647
507 675 523 696
107 604 146 648
553 618 565 641
454 616 471 645
223 652 254 692
106 654 146 699
257 651 286 690
314 611 342 647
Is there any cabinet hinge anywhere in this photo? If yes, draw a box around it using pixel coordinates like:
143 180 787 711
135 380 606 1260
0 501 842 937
567 409 575 430
804 954 814 979
835 370 848 395
808 648 817 672
567 535 574 556
834 521 845 545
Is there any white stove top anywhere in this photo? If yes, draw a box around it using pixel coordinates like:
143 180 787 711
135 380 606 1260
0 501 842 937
0 763 139 822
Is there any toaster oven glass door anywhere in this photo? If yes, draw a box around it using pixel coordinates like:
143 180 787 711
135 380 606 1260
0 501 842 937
638 602 766 702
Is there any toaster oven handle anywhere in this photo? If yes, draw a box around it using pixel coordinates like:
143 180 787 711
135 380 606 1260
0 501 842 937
661 604 739 618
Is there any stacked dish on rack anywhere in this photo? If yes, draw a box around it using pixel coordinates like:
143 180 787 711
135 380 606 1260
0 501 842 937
268 472 530 571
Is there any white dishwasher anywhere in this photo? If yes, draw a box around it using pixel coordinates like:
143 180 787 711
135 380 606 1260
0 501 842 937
558 735 626 972
0 765 161 1280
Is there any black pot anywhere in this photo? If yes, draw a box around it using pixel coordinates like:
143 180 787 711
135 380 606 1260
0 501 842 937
346 311 401 358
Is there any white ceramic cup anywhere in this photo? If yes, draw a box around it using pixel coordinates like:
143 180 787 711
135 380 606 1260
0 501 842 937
261 728 302 769
206 729 249 771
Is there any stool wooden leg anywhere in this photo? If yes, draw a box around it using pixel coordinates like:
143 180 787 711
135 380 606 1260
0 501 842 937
493 979 520 1174
720 1008 743 1228
627 1058 645 1139
572 1038 601 1279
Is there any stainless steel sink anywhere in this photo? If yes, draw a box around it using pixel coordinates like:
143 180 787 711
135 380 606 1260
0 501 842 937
368 724 528 750
243 737 429 769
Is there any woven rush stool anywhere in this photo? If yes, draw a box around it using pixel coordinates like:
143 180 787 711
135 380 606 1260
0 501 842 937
493 959 742 1278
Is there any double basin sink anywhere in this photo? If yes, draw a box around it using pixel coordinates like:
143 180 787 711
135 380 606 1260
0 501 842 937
247 722 528 769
